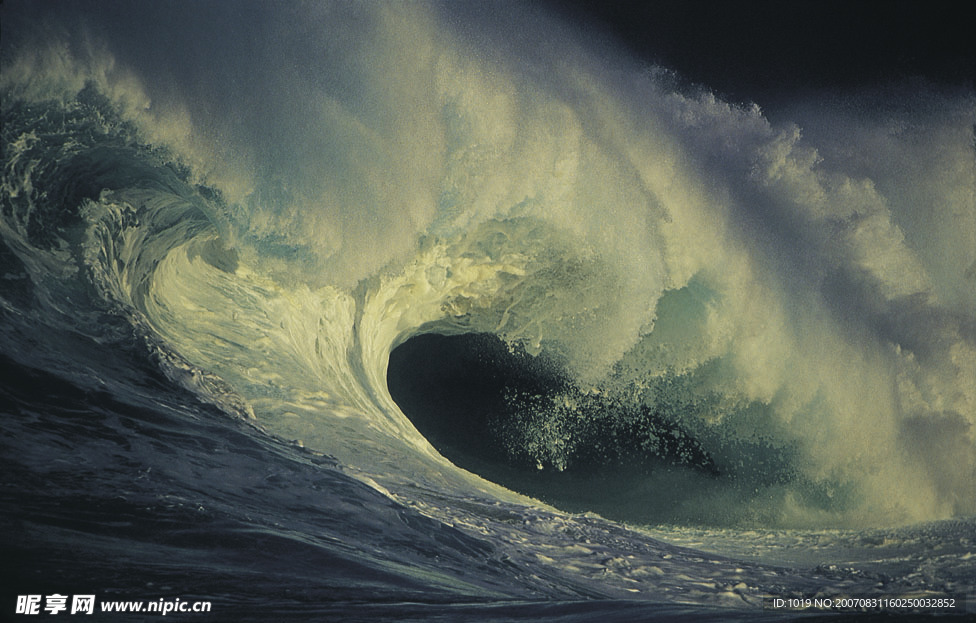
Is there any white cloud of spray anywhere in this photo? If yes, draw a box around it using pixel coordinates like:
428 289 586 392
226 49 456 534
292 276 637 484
426 3 976 525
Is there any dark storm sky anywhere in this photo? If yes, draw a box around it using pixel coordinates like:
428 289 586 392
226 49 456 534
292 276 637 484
544 0 975 104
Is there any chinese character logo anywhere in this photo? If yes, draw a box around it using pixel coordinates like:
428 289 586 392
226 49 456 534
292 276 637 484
15 595 41 615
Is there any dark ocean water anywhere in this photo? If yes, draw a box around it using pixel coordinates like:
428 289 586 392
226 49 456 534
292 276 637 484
2 1 974 620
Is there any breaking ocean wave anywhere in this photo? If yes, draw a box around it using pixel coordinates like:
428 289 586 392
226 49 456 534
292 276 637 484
3 1 974 619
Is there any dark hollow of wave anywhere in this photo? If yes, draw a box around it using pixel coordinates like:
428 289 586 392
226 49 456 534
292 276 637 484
388 333 727 524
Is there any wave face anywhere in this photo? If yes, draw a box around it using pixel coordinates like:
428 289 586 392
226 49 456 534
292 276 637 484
3 0 975 618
